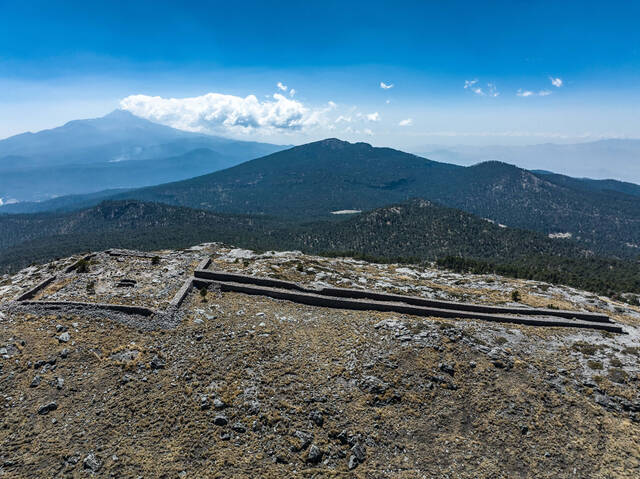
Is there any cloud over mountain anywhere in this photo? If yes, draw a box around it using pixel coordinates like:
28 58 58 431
120 92 333 135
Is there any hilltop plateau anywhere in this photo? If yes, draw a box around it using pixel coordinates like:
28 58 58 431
1 244 640 477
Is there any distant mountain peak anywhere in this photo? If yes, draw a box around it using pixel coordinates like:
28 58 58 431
60 109 152 130
314 138 353 148
472 160 519 169
102 109 139 120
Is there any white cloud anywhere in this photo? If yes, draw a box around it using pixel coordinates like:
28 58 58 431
277 82 288 91
398 118 413 127
380 82 394 90
363 128 373 135
366 112 380 122
335 115 352 123
464 79 478 89
550 77 563 88
516 89 553 97
120 92 331 135
385 99 391 104
289 88 296 97
464 79 498 97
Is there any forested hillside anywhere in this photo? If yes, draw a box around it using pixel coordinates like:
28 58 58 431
5 138 640 257
2 199 639 298
104 139 640 257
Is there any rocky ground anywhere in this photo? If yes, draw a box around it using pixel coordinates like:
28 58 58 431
1 244 640 477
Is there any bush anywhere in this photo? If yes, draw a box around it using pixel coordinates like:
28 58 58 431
151 256 160 265
199 286 208 302
76 259 89 273
587 360 603 370
511 290 521 302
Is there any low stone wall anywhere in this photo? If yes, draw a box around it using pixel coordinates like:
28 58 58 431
106 249 157 259
169 278 194 308
8 254 621 333
14 275 58 301
193 269 611 323
18 300 156 317
192 278 623 333
195 269 308 292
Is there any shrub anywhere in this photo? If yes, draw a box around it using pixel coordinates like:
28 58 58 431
511 290 521 302
587 360 603 370
76 259 90 273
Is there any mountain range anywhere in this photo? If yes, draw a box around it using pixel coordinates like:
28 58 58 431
0 110 285 202
2 111 640 297
89 139 640 256
3 137 640 257
419 139 640 184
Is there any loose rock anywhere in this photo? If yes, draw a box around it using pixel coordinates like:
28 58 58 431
213 415 228 426
83 453 102 473
231 422 246 433
307 444 323 464
309 410 324 427
149 356 165 370
37 401 58 415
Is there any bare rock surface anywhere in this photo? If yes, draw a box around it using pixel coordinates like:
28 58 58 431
1 244 639 477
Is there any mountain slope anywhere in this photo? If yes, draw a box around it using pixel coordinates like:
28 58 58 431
534 170 640 197
0 200 286 253
109 139 640 256
298 199 583 260
0 110 285 202
0 110 283 169
0 198 578 260
420 139 640 184
3 199 640 297
4 137 639 257
0 148 245 204
114 139 462 214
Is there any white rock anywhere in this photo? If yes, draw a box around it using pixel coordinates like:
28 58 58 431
226 249 255 259
374 318 405 330
396 267 417 276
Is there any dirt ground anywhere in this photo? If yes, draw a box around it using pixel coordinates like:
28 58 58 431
1 246 639 477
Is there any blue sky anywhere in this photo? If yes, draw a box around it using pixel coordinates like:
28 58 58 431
1 0 639 148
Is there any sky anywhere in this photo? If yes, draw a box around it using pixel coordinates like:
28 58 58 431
1 0 639 150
